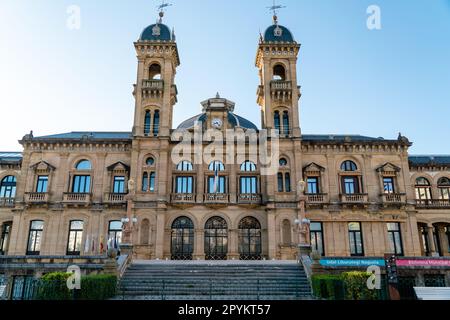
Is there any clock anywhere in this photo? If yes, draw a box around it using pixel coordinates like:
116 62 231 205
211 118 223 128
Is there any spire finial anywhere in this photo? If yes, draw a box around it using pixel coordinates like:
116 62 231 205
267 0 286 25
157 0 172 23
216 92 220 99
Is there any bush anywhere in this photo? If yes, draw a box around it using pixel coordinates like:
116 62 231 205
341 271 378 300
311 274 344 300
35 272 117 301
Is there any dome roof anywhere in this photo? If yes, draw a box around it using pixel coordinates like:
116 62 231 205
177 112 258 131
140 23 172 41
263 24 294 43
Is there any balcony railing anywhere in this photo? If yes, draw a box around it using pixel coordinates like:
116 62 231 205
104 193 126 204
381 193 406 204
204 193 230 204
25 192 49 204
63 193 91 204
270 80 292 102
0 198 15 208
416 199 450 209
306 193 328 204
171 193 196 204
340 193 368 204
142 79 164 99
238 194 262 204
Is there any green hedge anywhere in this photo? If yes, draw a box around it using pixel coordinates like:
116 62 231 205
35 272 117 300
312 272 381 300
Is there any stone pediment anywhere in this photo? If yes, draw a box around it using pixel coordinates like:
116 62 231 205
107 161 130 172
303 162 325 173
376 162 401 173
30 161 56 172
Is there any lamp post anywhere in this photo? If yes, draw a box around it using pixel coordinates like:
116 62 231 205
296 180 312 257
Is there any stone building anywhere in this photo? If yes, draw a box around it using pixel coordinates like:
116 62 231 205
1 13 449 267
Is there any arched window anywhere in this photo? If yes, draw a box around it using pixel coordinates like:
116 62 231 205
277 173 284 192
153 110 160 136
273 64 286 81
142 172 148 192
177 161 193 172
149 63 162 80
240 161 257 172
285 172 291 192
438 177 450 200
208 161 225 172
140 219 150 245
282 111 290 135
76 160 91 170
415 177 432 204
0 176 17 199
279 158 288 167
341 160 358 172
142 172 156 192
73 160 91 193
204 217 228 260
238 217 262 260
171 217 194 260
144 110 151 136
274 111 281 132
282 219 291 245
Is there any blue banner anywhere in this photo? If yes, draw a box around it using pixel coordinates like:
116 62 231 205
320 259 385 267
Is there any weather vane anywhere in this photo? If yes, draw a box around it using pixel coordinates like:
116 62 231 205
156 0 173 23
267 0 286 24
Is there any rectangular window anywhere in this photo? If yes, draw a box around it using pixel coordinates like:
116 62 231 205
27 220 44 255
383 177 395 194
440 188 450 200
343 177 359 194
36 176 48 193
72 175 91 193
113 176 125 194
307 177 319 194
149 172 156 192
207 176 226 193
67 221 84 256
387 223 403 256
310 222 325 256
176 176 193 194
108 221 122 250
0 222 12 255
277 173 284 192
240 177 258 194
348 222 364 256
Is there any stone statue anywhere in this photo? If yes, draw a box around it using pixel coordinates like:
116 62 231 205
127 179 135 193
298 180 306 193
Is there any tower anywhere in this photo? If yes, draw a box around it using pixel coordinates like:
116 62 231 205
256 13 301 138
132 9 180 138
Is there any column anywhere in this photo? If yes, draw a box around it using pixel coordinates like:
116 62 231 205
436 225 448 257
193 229 204 260
267 210 277 259
228 229 239 260
155 211 165 259
426 224 437 256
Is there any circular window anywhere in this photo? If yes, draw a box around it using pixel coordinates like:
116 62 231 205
279 158 288 167
146 157 155 166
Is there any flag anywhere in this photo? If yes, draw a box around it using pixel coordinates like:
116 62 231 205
99 235 104 253
84 235 90 254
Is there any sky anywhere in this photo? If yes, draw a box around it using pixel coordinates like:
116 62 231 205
0 0 449 154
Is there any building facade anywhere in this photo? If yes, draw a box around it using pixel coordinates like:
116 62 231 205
0 14 449 265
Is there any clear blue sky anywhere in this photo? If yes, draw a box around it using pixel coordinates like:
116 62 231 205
0 0 449 154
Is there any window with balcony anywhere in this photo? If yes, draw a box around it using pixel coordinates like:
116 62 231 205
208 176 226 194
0 176 16 199
415 177 432 203
273 64 286 81
438 177 450 200
149 63 162 80
36 176 48 193
343 177 359 194
240 177 258 194
113 176 125 194
27 220 44 255
348 222 364 256
307 177 319 194
310 222 325 256
340 161 363 195
67 220 84 256
383 177 395 194
72 175 91 193
387 222 403 256
176 177 194 194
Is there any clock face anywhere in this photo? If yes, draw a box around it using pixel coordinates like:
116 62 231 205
212 118 223 128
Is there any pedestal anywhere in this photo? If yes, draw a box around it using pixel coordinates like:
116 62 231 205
119 243 134 257
298 244 312 257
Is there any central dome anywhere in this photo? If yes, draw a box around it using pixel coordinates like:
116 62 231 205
263 24 295 43
177 112 258 131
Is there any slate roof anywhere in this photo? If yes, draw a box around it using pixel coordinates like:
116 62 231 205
301 134 394 143
31 132 132 141
408 155 450 167
0 152 23 164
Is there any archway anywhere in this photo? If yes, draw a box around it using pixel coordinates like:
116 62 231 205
238 217 262 260
204 217 228 260
171 216 194 260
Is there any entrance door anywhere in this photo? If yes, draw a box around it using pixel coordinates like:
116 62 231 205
238 217 262 260
171 217 194 260
204 217 228 260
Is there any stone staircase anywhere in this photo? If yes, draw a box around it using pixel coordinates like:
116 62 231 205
116 260 312 300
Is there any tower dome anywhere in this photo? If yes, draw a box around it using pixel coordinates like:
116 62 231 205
139 22 173 41
262 14 295 43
